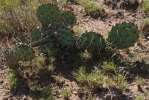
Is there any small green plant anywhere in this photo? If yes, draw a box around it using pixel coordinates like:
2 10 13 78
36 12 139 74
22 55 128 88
105 77 115 89
82 85 90 92
47 65 55 71
61 87 71 98
72 26 82 37
87 70 104 88
114 74 127 92
32 54 45 69
140 1 149 12
80 50 92 61
38 87 54 100
135 76 143 86
72 66 87 84
7 69 19 88
73 67 104 88
102 61 117 73
135 94 144 100
52 75 61 83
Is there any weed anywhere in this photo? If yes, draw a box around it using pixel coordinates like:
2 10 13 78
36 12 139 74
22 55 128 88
135 94 144 100
52 75 61 83
7 69 19 88
38 87 54 100
32 54 45 69
102 61 117 73
48 65 55 71
140 1 149 12
82 85 90 92
114 74 127 92
105 77 115 89
135 76 143 86
72 66 87 84
73 67 104 88
61 87 71 98
87 70 104 88
80 50 92 61
72 26 82 37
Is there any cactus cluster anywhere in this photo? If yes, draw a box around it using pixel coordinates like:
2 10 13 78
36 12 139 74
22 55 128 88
107 22 139 49
32 3 139 53
4 3 140 69
31 3 77 50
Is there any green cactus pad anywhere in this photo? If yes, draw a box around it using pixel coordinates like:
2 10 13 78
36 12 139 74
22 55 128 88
31 27 51 43
107 22 139 49
60 11 76 26
36 3 60 27
39 41 54 51
77 32 105 52
57 28 75 47
14 44 34 61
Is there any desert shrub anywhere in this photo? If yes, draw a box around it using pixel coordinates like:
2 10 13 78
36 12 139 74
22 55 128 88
0 0 38 37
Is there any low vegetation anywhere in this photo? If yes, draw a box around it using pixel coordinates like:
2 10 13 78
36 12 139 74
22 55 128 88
0 0 149 99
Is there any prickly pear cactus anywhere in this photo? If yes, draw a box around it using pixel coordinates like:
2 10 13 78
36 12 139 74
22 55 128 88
36 3 60 27
31 27 51 43
57 28 75 47
39 41 54 51
107 22 139 49
77 32 105 53
60 11 76 26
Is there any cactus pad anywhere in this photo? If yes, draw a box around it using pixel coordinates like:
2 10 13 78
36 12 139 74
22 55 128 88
31 27 51 43
36 3 60 27
77 32 105 52
39 41 54 51
107 22 139 49
57 28 75 47
60 11 76 26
